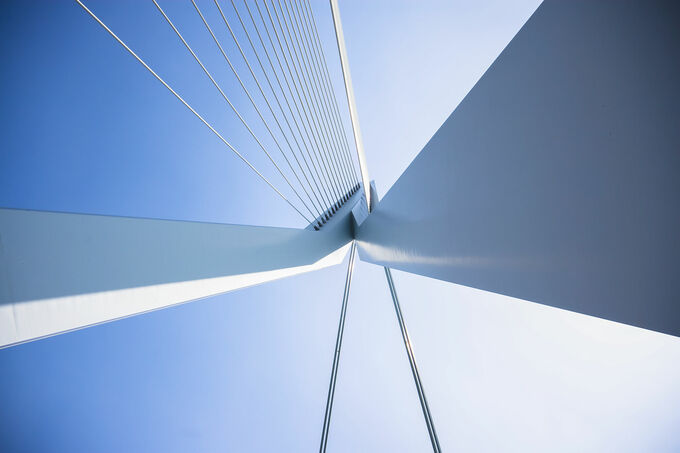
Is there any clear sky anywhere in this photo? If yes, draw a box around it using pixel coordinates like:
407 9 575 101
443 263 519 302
1 1 679 452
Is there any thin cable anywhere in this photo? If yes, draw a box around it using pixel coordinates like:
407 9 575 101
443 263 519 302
198 0 324 221
255 0 339 212
215 0 328 220
384 267 442 453
187 0 320 220
301 0 360 186
280 0 352 194
230 0 326 213
319 241 357 453
301 0 361 183
264 0 344 205
270 0 347 199
152 0 316 222
292 0 357 193
244 0 336 216
279 1 352 191
74 0 310 223
304 0 360 184
292 0 357 186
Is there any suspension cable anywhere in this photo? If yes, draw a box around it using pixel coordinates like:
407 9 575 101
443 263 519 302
243 0 336 215
263 0 344 205
281 0 354 192
292 0 358 185
153 0 317 222
256 0 340 211
385 267 442 453
75 0 311 223
213 0 327 220
301 0 361 183
269 0 347 199
319 242 357 453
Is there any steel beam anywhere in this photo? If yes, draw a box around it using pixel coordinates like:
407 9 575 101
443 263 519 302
0 208 353 348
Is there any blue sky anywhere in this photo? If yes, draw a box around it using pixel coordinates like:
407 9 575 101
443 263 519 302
1 1 679 452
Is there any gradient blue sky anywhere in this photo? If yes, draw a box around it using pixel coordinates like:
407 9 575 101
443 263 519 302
1 1 679 452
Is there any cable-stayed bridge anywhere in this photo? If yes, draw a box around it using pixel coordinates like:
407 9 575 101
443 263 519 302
1 1 679 451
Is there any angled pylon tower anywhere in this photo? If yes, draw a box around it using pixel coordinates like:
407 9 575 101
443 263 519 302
356 0 680 338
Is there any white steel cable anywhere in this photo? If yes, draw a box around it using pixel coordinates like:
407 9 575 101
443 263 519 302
305 0 361 185
212 0 327 220
263 0 345 205
254 0 339 211
279 0 352 193
280 0 354 192
268 0 347 200
230 0 341 219
319 241 357 453
301 0 361 183
74 0 311 223
246 0 341 216
191 0 327 220
242 0 337 215
384 267 442 453
291 0 358 186
153 0 317 222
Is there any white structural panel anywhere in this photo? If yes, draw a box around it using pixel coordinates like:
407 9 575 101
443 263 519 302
357 0 680 336
0 208 352 348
